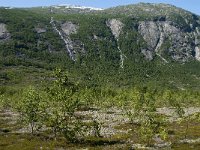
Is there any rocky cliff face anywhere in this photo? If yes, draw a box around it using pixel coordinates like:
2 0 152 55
194 28 200 60
60 21 85 60
104 3 200 62
0 23 10 41
138 21 199 62
106 19 125 68
50 19 85 60
106 19 124 40
61 21 79 35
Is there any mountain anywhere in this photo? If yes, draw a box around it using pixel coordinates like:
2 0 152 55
1 3 200 91
13 2 200 63
104 3 200 62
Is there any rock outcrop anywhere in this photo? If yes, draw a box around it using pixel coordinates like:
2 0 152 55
138 21 160 50
138 21 199 62
35 27 46 34
195 47 200 61
60 21 85 59
0 23 10 40
106 19 124 40
50 18 75 60
107 19 125 68
61 21 79 35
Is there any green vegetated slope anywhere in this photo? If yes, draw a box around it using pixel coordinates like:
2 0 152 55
0 3 200 106
1 4 200 150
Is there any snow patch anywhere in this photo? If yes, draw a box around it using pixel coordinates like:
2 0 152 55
4 7 14 9
52 4 104 11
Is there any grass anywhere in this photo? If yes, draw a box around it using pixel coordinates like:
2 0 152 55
0 132 129 150
172 143 200 150
0 133 72 150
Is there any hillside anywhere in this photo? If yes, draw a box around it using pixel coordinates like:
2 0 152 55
0 3 200 92
0 3 200 91
1 3 200 150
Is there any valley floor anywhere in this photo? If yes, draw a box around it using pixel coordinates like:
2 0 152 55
0 107 200 150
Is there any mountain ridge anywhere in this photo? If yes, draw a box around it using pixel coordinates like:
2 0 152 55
1 2 199 16
1 3 200 90
1 3 200 62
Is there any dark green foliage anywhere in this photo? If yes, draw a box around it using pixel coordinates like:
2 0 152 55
0 6 200 108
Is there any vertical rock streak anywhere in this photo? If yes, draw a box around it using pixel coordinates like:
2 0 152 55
50 17 75 61
107 19 125 68
117 44 125 69
155 23 169 63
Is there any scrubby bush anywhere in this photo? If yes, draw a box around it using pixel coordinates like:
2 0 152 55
16 86 42 134
43 69 85 141
127 87 168 146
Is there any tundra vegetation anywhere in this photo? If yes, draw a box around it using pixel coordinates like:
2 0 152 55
1 68 200 149
0 3 200 150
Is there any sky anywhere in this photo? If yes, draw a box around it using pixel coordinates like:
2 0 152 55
0 0 200 15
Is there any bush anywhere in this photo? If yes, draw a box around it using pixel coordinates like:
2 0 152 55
44 69 84 141
16 86 42 134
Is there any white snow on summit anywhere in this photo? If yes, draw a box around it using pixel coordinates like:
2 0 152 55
52 4 104 11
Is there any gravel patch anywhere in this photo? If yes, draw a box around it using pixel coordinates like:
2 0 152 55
1 107 200 137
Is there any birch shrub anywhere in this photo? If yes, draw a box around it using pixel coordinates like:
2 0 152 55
44 69 85 142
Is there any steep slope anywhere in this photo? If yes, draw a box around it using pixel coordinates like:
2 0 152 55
1 3 200 90
31 3 200 63
104 3 200 62
13 3 200 62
